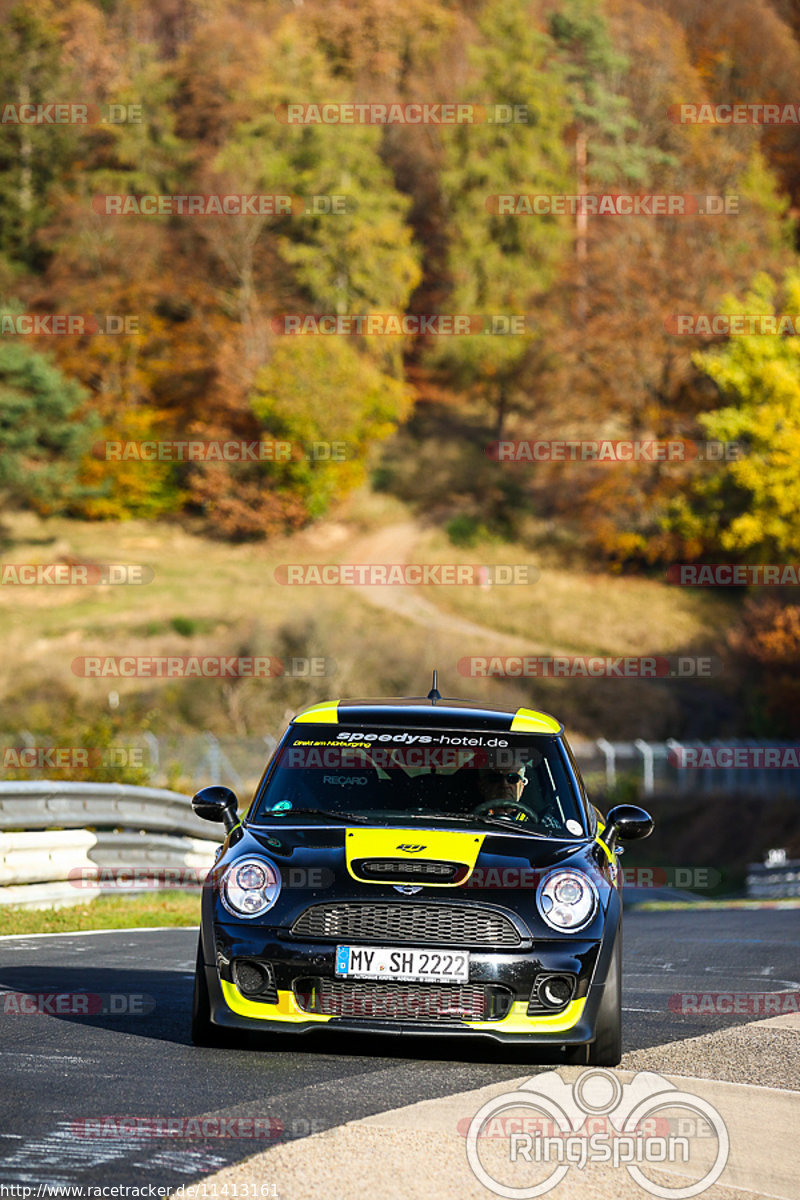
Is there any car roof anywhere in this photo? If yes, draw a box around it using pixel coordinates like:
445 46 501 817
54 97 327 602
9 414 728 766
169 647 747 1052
291 698 563 735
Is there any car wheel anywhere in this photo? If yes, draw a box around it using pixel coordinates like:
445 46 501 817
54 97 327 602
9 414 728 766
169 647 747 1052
191 936 242 1047
586 934 622 1067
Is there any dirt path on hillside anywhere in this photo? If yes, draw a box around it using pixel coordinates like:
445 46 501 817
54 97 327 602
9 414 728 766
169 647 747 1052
341 521 553 652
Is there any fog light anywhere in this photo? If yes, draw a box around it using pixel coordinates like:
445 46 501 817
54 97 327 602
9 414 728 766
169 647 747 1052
540 975 574 1009
234 960 270 996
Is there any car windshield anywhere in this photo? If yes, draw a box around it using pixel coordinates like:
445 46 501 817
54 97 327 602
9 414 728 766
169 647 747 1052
250 724 587 837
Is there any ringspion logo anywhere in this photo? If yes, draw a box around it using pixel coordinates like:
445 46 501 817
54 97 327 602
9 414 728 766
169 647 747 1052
465 1069 729 1198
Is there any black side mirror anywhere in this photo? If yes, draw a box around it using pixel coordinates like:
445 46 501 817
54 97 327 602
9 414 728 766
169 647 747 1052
192 785 239 833
603 804 654 850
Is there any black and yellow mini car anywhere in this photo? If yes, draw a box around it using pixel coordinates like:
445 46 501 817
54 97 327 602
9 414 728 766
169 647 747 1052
191 681 653 1064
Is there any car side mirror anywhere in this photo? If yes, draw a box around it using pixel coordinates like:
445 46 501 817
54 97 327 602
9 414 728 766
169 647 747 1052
603 804 654 850
192 785 239 833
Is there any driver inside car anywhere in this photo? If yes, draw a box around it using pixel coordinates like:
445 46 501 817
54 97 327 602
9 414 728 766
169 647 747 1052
474 764 530 820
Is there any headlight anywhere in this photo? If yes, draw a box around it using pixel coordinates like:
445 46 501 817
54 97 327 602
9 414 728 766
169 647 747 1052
536 869 597 932
221 857 281 918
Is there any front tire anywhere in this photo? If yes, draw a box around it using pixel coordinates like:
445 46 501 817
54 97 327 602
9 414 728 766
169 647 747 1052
586 933 622 1066
191 935 242 1047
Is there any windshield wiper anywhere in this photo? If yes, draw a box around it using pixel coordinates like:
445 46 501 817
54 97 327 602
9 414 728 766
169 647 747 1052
395 812 549 838
259 807 370 824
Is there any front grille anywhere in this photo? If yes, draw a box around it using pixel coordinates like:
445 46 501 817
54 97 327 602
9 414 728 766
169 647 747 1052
353 859 466 884
292 902 523 947
294 977 513 1023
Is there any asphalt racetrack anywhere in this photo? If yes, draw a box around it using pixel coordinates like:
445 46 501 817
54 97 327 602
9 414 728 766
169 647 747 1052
0 908 798 1193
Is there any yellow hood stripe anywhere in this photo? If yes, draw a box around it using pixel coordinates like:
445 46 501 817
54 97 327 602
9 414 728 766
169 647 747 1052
345 827 485 885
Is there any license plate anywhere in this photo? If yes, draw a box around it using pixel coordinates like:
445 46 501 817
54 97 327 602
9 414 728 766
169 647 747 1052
335 945 469 983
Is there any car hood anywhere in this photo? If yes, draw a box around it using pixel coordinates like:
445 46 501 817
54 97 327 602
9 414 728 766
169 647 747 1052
234 820 611 892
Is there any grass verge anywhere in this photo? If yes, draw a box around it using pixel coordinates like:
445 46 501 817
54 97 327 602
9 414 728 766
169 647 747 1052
0 891 201 936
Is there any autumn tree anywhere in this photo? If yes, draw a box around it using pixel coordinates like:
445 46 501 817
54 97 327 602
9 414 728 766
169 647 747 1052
428 0 573 439
668 270 800 560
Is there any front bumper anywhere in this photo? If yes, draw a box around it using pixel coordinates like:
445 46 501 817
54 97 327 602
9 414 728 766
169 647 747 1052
201 906 620 1046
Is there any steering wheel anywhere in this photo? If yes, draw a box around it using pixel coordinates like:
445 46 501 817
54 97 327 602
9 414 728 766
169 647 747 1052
472 798 542 824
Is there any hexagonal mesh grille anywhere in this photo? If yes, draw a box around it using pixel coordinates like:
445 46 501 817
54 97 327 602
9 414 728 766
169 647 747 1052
294 978 512 1022
292 902 522 946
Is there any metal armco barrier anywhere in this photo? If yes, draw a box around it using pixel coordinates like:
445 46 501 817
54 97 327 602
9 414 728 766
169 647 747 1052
746 858 800 900
0 781 222 910
0 780 221 838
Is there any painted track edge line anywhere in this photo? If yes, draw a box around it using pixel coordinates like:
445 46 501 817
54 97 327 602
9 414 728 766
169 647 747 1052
0 924 199 940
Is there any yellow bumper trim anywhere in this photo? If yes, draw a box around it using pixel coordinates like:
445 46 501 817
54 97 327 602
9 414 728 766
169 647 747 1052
220 980 332 1023
219 982 585 1033
464 997 585 1032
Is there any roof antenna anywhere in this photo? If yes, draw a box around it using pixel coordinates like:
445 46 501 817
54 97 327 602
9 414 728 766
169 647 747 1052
427 669 442 703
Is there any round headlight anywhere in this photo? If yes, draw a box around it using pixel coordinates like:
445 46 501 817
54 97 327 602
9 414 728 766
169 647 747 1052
537 869 597 932
221 857 281 918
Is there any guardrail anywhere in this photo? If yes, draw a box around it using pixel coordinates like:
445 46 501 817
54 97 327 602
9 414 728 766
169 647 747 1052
746 853 800 900
0 781 222 910
6 733 800 797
